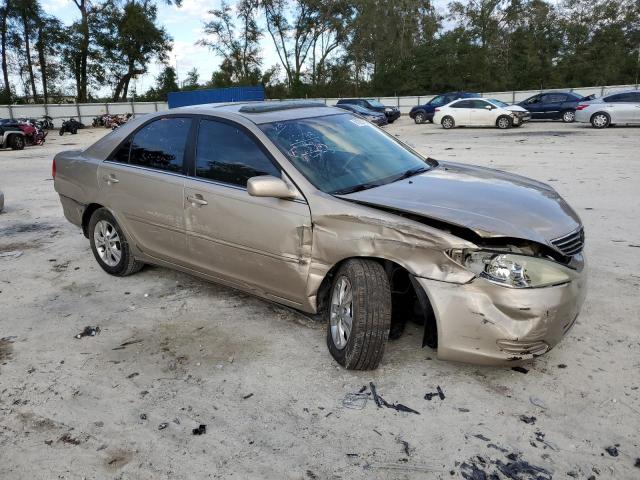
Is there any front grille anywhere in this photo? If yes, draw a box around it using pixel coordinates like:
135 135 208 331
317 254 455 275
551 227 584 256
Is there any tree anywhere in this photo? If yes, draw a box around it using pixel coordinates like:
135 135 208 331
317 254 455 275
96 0 171 101
0 0 13 100
34 14 64 103
182 67 199 90
13 0 39 100
199 0 262 85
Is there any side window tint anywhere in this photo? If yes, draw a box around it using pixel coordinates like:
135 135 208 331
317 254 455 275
112 138 131 163
430 96 444 106
452 100 473 108
472 100 489 108
526 95 540 104
129 117 191 172
195 119 280 187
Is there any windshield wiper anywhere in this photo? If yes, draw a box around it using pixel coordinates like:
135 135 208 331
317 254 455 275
394 166 429 181
331 182 383 195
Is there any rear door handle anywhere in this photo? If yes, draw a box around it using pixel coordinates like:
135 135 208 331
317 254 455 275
102 174 119 185
186 194 208 206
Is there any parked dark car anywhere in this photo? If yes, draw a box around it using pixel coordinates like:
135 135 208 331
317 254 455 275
335 103 388 126
336 98 400 123
409 92 480 124
0 119 26 150
517 91 586 123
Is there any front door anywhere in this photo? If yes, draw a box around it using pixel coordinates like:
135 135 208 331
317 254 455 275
98 116 192 264
183 118 312 306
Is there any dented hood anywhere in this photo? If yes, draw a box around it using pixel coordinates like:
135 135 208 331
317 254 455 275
339 161 581 246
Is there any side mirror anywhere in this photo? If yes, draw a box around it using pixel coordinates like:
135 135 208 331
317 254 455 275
247 175 296 199
485 105 493 110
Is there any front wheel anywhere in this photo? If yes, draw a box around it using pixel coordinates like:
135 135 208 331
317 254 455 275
562 110 576 123
59 128 65 136
89 208 144 276
496 115 512 129
441 116 455 129
326 259 391 370
590 112 610 129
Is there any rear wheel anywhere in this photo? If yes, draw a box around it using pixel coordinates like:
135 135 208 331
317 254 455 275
414 112 426 124
326 259 391 370
441 116 455 129
89 208 143 276
9 135 25 150
562 110 576 123
496 115 512 129
590 112 610 129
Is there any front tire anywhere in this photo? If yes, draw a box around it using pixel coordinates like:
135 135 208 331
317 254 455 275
562 110 576 123
414 112 426 124
326 259 391 370
441 116 455 129
496 115 512 129
89 208 144 276
590 112 610 129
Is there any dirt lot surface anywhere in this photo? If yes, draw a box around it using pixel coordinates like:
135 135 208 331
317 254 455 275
1 119 639 479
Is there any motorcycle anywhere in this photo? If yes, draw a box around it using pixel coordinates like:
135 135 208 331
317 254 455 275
17 120 47 146
40 115 54 130
59 118 84 135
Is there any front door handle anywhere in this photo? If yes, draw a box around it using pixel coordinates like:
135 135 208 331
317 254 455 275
186 194 208 207
102 174 119 185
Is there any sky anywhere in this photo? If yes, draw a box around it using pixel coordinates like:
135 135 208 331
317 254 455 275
43 0 454 96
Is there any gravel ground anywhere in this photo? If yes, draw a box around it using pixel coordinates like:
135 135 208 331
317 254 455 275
0 119 639 479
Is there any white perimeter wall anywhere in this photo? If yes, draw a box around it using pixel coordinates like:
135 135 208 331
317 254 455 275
0 84 637 126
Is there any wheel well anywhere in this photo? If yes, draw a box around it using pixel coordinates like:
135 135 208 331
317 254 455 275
316 257 437 348
81 203 103 237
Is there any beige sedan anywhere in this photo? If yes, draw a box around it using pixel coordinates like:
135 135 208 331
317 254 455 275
53 101 586 369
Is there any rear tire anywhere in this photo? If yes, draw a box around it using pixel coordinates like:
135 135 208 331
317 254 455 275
441 116 455 129
9 135 25 150
326 259 391 370
414 112 426 124
561 110 576 123
89 208 144 277
590 112 610 129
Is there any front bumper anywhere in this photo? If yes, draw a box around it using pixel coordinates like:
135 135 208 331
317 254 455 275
414 261 587 365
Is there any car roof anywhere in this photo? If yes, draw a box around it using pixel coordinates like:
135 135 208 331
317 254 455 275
169 100 344 124
604 88 640 96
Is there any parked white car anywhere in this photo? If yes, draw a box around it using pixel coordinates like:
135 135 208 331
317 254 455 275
434 98 530 129
575 90 640 128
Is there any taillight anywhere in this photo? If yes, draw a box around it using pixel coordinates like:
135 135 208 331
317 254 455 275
435 108 440 112
52 158 56 179
576 104 589 111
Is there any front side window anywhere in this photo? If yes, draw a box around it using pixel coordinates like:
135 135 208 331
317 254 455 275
526 95 540 104
195 119 280 187
128 117 191 172
260 113 431 195
471 100 490 108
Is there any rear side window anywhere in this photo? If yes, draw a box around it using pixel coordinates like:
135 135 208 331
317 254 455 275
195 119 280 187
122 117 191 173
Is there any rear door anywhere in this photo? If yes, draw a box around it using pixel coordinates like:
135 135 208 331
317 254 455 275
604 92 640 123
98 116 192 264
183 117 312 305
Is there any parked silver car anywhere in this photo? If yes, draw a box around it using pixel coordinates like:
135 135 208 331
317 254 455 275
575 90 640 128
53 101 587 370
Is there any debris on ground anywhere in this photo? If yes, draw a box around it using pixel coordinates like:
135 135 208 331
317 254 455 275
0 251 23 259
112 339 143 350
473 434 491 442
158 422 168 430
634 458 640 468
192 424 206 435
58 433 82 445
243 393 254 400
342 392 368 410
140 413 147 420
424 386 445 401
511 366 529 374
519 415 537 425
460 452 552 480
75 326 100 339
126 372 139 379
396 437 411 456
529 396 547 409
557 364 567 369
368 382 420 414
605 445 619 457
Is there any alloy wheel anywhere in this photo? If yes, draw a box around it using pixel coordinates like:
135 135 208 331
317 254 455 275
592 114 608 128
94 220 122 267
330 276 353 350
563 111 575 123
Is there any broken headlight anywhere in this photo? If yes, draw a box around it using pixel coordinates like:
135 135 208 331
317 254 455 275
448 249 571 288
